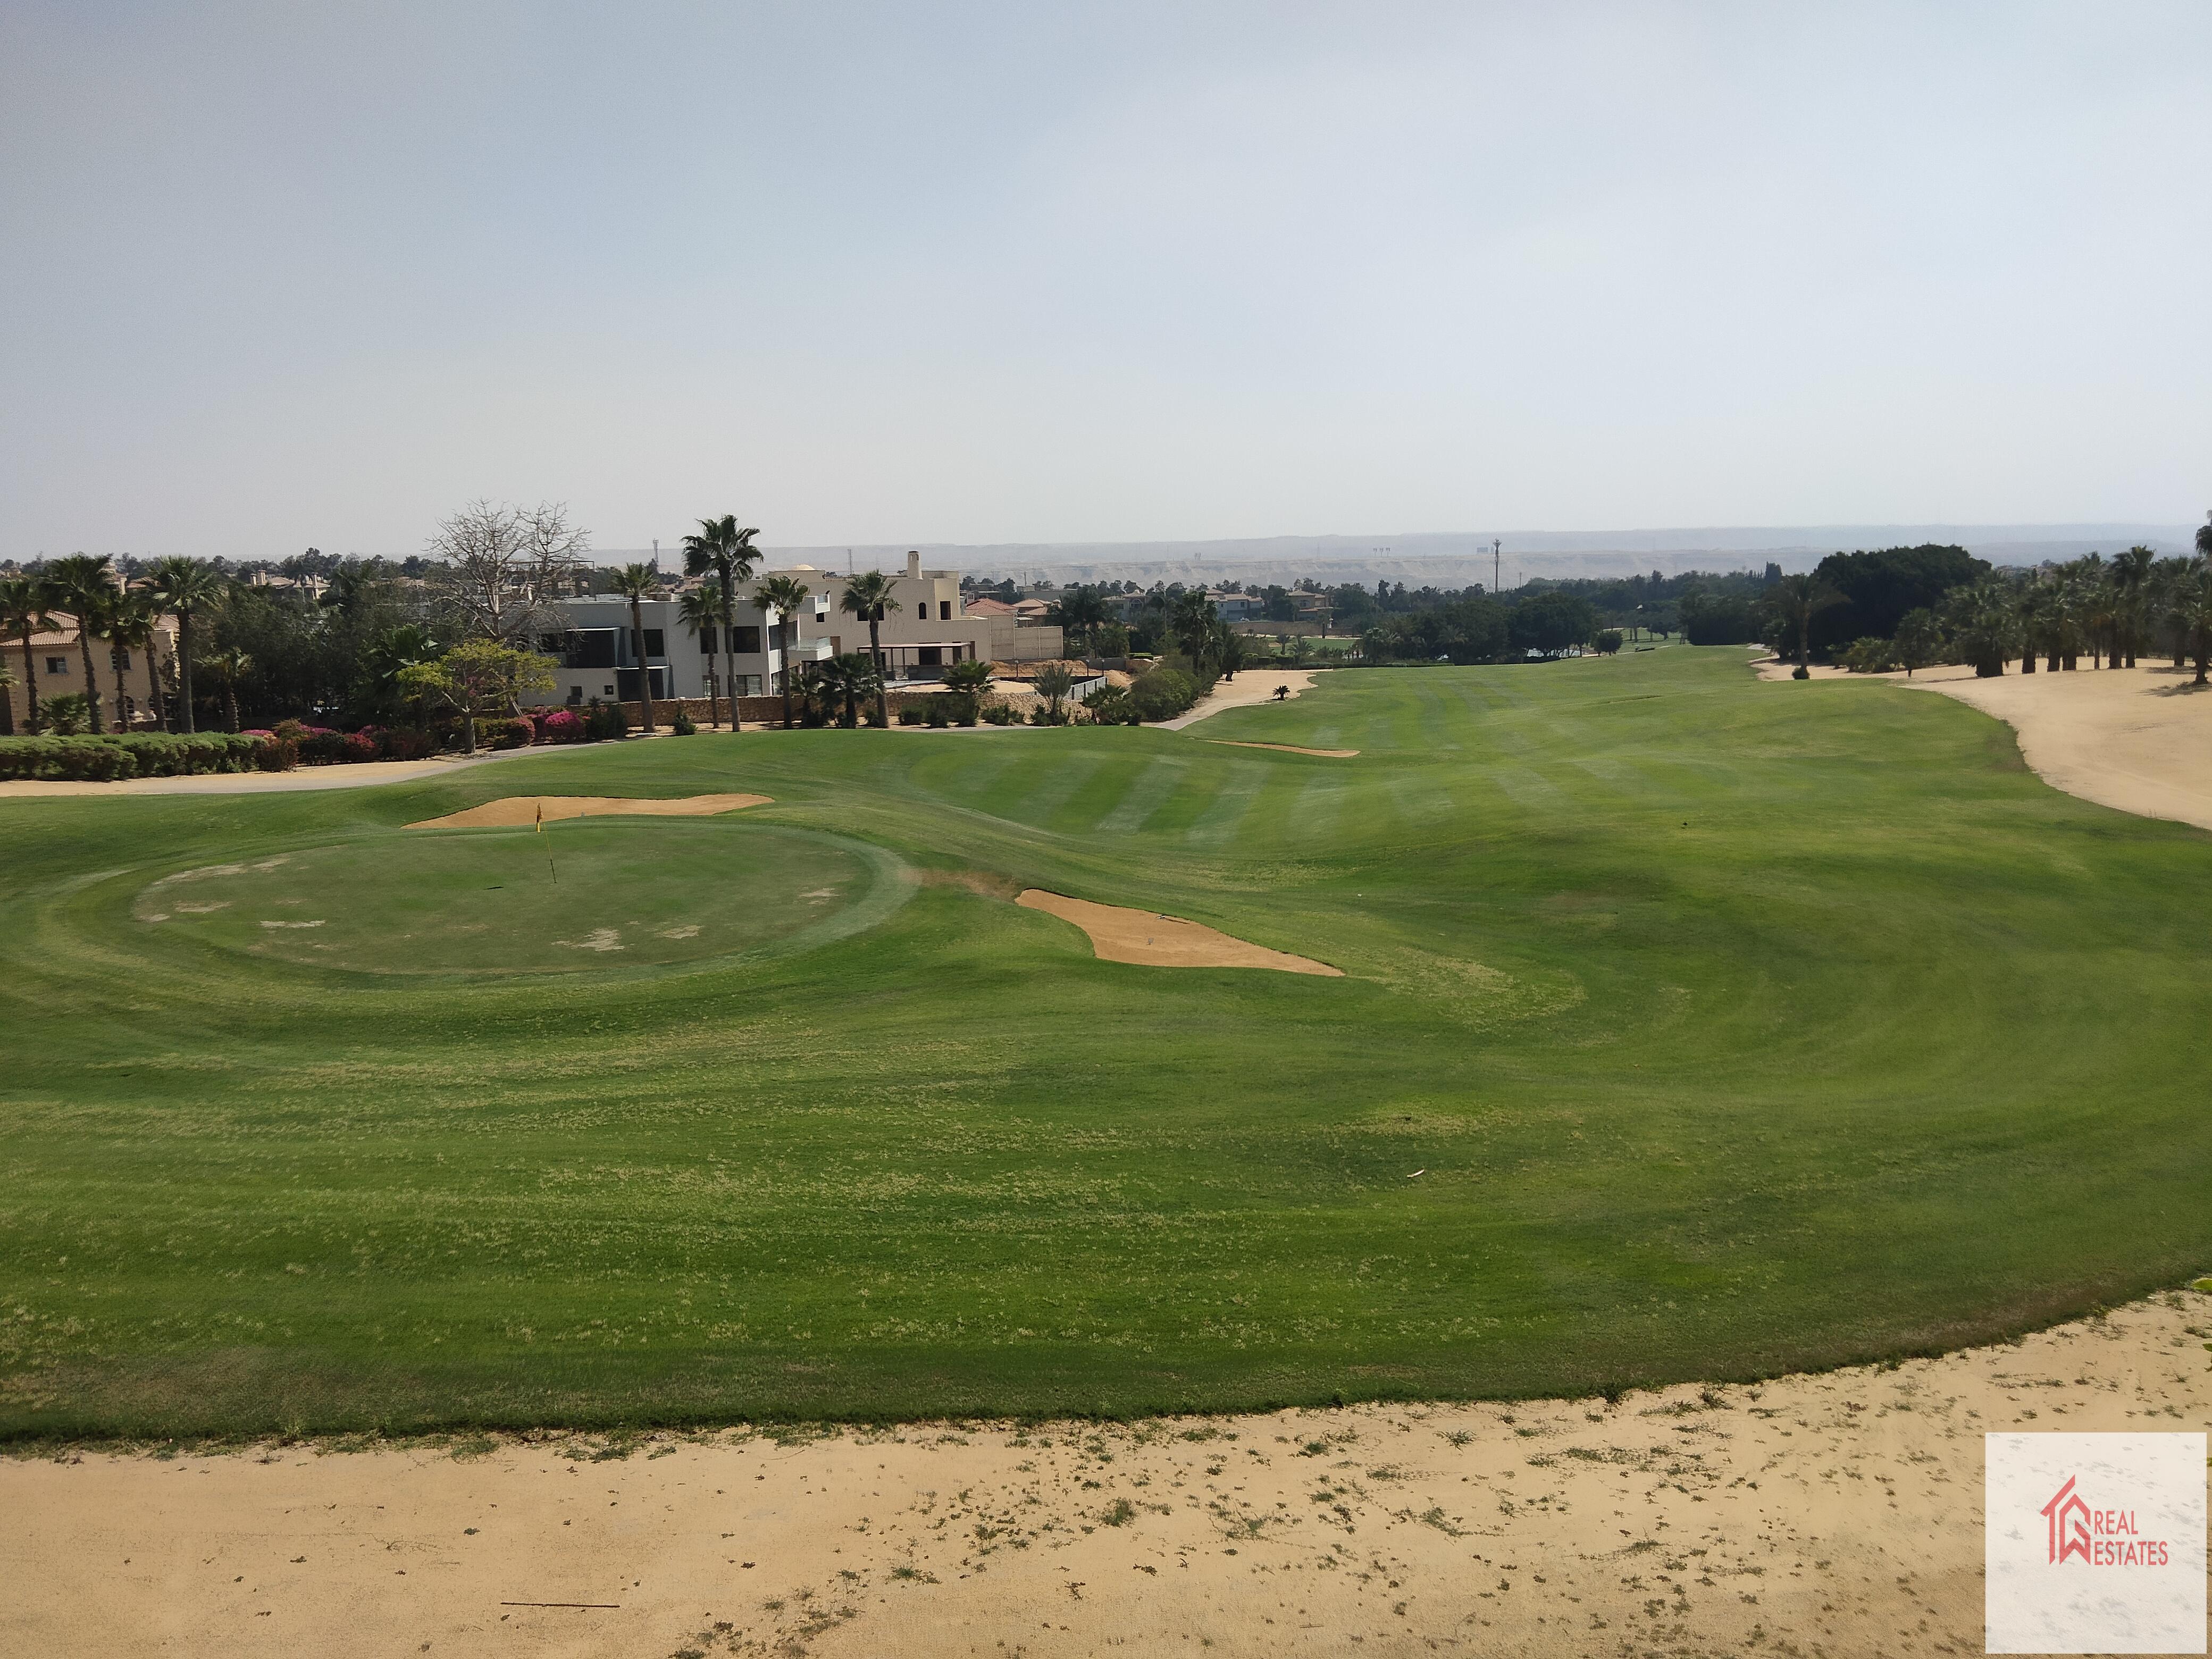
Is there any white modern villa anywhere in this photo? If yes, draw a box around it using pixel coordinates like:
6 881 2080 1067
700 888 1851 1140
531 553 1062 708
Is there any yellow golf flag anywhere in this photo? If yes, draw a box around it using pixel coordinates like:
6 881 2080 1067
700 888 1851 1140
534 801 543 833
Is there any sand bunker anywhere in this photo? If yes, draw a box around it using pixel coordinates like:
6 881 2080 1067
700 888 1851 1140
1758 655 2212 833
1156 668 1325 729
405 793 771 830
1016 889 1342 975
1208 739 1359 758
5 1286 2204 1659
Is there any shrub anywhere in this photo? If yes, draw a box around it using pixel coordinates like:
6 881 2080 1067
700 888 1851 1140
476 717 534 750
582 699 628 741
39 693 91 735
294 725 351 764
540 708 586 743
898 704 925 726
1129 666 1200 723
383 727 434 761
0 736 133 781
980 703 1020 725
670 707 697 735
1594 630 1623 655
255 735 300 770
1083 686 1138 725
0 732 276 781
1838 636 1899 674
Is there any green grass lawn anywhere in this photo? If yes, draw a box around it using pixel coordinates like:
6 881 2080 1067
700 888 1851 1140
4 647 2208 1438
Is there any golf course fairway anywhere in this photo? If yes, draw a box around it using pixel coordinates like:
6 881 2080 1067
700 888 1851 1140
3 646 2207 1437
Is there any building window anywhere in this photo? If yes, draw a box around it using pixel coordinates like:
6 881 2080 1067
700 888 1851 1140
566 686 583 705
45 657 66 675
733 625 762 654
940 601 952 620
113 649 132 669
918 646 942 667
643 628 666 657
738 675 763 697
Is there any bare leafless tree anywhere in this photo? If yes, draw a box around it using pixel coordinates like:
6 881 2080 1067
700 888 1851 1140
424 499 590 644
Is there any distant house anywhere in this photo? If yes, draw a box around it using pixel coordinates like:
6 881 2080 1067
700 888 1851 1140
4 609 176 732
527 552 1062 707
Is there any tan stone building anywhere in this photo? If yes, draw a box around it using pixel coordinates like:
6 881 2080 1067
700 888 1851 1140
3 610 177 733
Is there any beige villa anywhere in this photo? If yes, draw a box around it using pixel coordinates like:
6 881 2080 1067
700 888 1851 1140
3 610 177 733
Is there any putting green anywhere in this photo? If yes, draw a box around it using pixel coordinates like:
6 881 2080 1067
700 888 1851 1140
129 820 900 976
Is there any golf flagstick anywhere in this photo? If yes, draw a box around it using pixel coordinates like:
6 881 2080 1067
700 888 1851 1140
538 801 556 883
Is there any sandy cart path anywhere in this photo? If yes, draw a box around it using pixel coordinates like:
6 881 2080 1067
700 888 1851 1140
1155 669 1323 729
5 1288 2205 1658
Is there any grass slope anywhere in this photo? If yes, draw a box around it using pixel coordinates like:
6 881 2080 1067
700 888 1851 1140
3 648 2208 1437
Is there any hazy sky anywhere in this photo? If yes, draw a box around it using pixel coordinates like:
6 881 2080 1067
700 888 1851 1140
5 2 2208 559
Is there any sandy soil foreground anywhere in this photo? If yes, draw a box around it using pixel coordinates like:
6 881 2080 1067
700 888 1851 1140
1754 655 2212 833
6 1289 2205 1659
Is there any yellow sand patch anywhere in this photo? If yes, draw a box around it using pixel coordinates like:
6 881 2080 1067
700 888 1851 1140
1208 739 1360 758
405 793 772 830
1016 889 1342 976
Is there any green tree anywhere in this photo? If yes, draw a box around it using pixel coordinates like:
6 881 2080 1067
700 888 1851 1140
2172 563 2212 687
1169 588 1217 671
398 640 556 753
607 563 660 734
681 516 759 736
677 580 731 729
44 554 118 732
144 556 224 733
0 575 55 735
362 624 441 726
204 647 253 732
2110 546 2155 668
1892 608 1943 677
756 574 813 730
942 656 992 723
1940 581 2021 678
1046 586 1111 655
1031 661 1077 723
810 652 881 728
0 658 14 736
839 571 896 727
1767 575 1838 675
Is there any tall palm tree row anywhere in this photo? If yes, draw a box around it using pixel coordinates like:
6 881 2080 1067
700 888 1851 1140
839 570 895 728
756 574 812 730
677 580 730 729
0 575 54 735
681 516 758 736
144 556 225 734
204 647 252 732
607 563 661 735
43 554 119 733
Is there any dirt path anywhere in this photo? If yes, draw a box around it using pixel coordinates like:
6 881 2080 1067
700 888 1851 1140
1755 654 2212 833
1155 669 1322 730
5 1287 2204 1658
0 744 552 799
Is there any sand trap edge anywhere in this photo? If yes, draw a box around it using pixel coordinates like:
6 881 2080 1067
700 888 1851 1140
405 793 773 830
1208 740 1360 758
1016 889 1342 976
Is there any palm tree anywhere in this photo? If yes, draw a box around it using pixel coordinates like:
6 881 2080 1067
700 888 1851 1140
1032 661 1076 723
1769 573 1838 675
677 580 730 729
2112 546 2155 668
942 657 992 722
1941 580 2021 678
144 556 224 734
682 517 759 736
1169 588 1218 672
96 589 163 730
0 659 14 736
44 554 118 732
2149 557 2196 667
2197 513 2212 561
839 570 896 727
0 575 54 735
756 574 812 730
810 652 881 728
364 624 440 727
1046 586 1111 657
2174 563 2212 686
607 563 660 734
204 647 252 732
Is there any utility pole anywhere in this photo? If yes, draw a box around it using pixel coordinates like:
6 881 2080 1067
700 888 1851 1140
1493 539 1501 595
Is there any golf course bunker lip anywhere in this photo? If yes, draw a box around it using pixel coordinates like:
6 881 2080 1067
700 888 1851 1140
404 793 772 830
1016 889 1343 976
1208 739 1360 758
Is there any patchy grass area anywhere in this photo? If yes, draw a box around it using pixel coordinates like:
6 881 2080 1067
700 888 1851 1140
3 648 2209 1437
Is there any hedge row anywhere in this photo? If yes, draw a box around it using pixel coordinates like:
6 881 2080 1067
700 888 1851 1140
0 732 274 782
